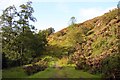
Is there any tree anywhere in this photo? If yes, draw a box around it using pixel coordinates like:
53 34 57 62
69 16 76 25
45 27 55 37
16 1 37 65
17 1 36 31
46 27 55 36
1 5 17 44
1 1 38 67
1 6 20 62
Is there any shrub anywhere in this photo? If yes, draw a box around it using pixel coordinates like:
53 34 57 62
101 54 120 78
41 56 59 67
23 60 48 75
41 56 54 62
75 57 88 70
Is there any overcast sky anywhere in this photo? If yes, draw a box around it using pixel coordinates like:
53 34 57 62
0 0 119 31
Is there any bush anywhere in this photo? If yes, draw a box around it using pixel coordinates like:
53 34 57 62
75 57 88 70
41 56 59 67
101 54 120 78
23 60 48 75
41 56 54 62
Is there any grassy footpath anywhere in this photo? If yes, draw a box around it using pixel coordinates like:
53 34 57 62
28 67 101 78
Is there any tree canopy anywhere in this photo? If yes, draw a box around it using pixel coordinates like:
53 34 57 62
1 1 53 68
69 16 76 25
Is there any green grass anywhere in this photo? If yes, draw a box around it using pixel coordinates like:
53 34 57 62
29 67 101 78
2 66 101 78
2 63 101 79
2 66 28 78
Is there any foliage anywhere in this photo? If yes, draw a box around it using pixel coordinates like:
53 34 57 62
23 60 48 75
45 27 55 36
41 56 59 67
56 56 68 67
75 59 87 70
69 16 76 25
102 9 117 25
81 26 90 35
1 1 48 68
101 54 120 78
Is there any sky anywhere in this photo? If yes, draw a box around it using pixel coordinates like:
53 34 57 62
0 0 119 32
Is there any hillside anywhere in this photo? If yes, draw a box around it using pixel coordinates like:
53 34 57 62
47 8 120 78
48 8 119 56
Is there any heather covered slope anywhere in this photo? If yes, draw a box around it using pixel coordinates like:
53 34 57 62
47 8 119 57
47 8 120 78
